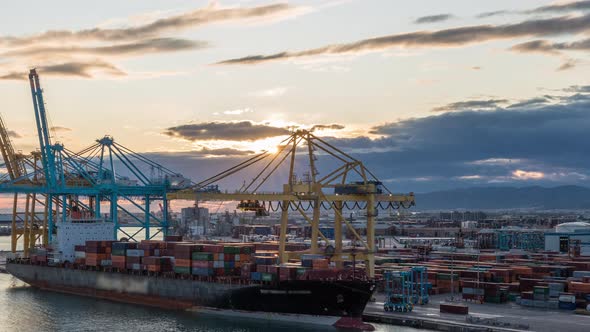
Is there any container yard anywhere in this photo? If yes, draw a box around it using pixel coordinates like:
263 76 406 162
3 2 590 330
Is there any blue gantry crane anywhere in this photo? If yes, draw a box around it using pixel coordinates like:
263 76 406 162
410 266 430 305
384 270 414 312
0 69 191 253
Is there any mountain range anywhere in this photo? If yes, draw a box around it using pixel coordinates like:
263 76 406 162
414 185 590 210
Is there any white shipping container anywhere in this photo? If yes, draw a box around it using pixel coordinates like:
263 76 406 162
559 295 576 303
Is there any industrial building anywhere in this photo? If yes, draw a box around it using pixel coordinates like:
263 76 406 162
544 222 590 255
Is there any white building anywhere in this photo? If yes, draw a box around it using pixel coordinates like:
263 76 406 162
545 222 590 255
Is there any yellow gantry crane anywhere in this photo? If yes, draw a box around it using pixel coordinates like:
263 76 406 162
169 129 415 277
0 113 48 255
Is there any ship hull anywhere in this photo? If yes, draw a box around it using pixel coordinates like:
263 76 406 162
7 263 375 329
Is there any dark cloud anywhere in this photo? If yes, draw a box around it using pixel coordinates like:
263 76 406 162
311 92 590 192
528 0 590 14
7 130 21 139
506 97 551 109
0 3 296 46
164 121 290 141
565 85 590 93
142 90 590 192
310 124 345 131
431 99 508 112
198 147 255 157
476 10 510 18
477 1 590 18
0 61 126 80
511 38 590 55
50 126 72 132
414 14 454 24
215 13 590 65
2 38 208 58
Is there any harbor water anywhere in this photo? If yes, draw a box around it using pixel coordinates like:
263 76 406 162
0 236 424 332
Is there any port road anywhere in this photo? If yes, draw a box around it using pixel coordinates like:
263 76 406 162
364 294 590 332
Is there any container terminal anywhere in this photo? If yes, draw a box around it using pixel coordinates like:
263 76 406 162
1 70 590 331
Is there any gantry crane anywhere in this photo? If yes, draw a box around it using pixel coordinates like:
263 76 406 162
0 69 192 255
0 113 47 254
168 130 415 277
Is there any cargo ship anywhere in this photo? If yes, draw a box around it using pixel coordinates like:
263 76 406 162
6 262 374 329
5 221 376 330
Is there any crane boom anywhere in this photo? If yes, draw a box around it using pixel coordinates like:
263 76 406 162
29 69 56 187
0 113 26 180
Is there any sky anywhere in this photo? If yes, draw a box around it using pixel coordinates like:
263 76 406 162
1 0 590 193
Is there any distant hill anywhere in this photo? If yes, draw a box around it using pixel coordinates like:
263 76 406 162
414 185 590 210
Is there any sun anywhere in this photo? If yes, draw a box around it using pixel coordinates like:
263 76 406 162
266 145 279 154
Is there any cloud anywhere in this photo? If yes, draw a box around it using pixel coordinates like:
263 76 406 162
50 126 72 132
310 124 345 131
528 0 590 14
0 3 298 46
0 61 126 80
431 99 508 112
507 97 551 109
7 130 21 139
565 85 590 93
414 14 454 24
215 13 590 65
164 121 290 141
221 108 253 115
512 169 544 180
558 58 579 71
250 87 288 97
142 88 590 192
477 1 590 18
197 147 255 157
317 90 590 191
511 38 590 55
470 158 526 166
0 3 301 79
476 10 510 18
2 38 208 58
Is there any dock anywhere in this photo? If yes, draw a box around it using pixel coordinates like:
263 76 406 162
363 293 590 332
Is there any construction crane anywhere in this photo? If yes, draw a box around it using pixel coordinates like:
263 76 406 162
168 129 415 277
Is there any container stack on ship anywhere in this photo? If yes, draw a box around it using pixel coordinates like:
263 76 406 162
7 233 375 330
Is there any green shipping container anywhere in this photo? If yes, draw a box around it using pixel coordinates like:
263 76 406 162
174 266 191 275
223 246 241 254
111 249 125 256
261 273 276 282
192 252 213 261
296 267 308 276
